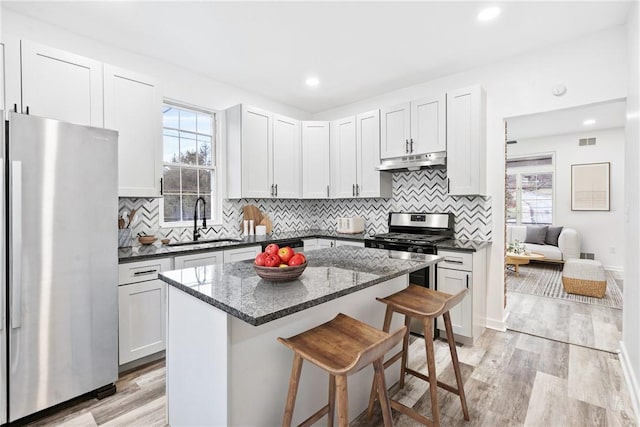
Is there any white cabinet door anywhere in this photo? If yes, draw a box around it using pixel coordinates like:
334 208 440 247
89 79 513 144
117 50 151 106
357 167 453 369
302 121 330 199
334 240 364 248
174 251 224 269
436 268 472 338
410 94 446 155
317 238 335 248
242 105 273 198
446 85 486 196
380 103 410 159
118 279 167 365
303 238 318 251
104 65 162 198
20 40 103 127
224 246 261 263
357 110 391 198
330 116 357 198
272 114 301 198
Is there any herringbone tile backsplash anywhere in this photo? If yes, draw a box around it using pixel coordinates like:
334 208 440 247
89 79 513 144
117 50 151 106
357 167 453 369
119 169 491 246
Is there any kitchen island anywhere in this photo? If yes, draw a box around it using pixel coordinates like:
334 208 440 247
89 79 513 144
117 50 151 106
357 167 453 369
159 246 442 426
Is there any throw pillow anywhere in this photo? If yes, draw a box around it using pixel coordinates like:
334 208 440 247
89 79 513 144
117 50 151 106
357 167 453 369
525 225 548 245
545 226 563 246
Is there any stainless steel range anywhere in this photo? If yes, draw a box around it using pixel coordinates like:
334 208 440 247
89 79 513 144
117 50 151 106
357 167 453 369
365 212 455 335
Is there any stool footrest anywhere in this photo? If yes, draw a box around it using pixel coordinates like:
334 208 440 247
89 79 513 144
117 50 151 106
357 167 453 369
389 399 434 427
382 350 404 370
298 404 329 427
405 368 461 396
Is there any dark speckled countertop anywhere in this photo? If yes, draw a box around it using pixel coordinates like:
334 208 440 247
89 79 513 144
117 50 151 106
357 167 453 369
159 246 442 326
118 229 370 263
436 239 492 252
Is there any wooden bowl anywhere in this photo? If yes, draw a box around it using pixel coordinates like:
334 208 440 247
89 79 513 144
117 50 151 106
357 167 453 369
254 262 307 282
138 235 157 245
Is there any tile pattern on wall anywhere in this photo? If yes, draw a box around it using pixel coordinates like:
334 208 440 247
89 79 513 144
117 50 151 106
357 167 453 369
119 169 491 247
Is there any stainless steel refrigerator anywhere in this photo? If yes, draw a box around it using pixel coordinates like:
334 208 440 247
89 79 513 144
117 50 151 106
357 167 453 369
1 112 119 422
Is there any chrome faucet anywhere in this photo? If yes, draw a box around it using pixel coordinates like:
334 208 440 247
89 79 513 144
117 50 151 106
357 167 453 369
193 197 207 241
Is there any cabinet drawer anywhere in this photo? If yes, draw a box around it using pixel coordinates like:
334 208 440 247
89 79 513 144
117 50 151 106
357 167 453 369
224 245 261 263
118 258 173 285
437 250 472 271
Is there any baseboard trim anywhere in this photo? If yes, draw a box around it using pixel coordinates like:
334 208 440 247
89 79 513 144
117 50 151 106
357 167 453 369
485 312 508 332
619 340 640 423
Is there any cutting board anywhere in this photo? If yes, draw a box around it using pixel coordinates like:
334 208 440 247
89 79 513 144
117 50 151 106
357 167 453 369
241 205 263 231
260 214 273 234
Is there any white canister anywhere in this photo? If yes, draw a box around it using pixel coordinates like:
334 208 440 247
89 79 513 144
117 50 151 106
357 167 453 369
255 225 267 236
249 220 255 236
243 220 249 236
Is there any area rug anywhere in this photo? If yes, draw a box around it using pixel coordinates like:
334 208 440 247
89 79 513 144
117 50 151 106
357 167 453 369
507 263 623 309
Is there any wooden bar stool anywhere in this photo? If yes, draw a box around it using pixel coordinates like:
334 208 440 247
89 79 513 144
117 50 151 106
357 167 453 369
278 313 406 427
367 285 470 426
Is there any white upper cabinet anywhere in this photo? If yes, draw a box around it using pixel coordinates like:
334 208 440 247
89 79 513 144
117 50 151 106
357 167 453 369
272 114 301 198
356 110 392 198
241 105 273 198
104 65 162 198
380 94 446 159
226 105 301 199
446 84 486 196
380 103 410 159
330 116 358 198
302 121 331 199
20 40 103 127
410 94 446 154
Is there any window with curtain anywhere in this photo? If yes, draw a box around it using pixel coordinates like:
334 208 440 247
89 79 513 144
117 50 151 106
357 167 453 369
160 102 218 226
506 155 554 225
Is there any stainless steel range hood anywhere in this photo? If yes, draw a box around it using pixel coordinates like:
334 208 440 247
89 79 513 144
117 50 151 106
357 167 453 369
375 151 446 172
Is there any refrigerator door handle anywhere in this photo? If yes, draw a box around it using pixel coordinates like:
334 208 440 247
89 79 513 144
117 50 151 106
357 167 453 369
11 161 22 329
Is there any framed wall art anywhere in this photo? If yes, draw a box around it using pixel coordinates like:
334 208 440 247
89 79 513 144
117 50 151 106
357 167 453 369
571 162 610 211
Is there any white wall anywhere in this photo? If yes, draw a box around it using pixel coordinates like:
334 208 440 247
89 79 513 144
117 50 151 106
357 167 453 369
507 128 625 270
1 8 311 119
314 26 628 330
623 1 640 419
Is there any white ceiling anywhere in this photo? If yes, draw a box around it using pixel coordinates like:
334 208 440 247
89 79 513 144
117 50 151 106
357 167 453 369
506 99 627 141
4 1 632 114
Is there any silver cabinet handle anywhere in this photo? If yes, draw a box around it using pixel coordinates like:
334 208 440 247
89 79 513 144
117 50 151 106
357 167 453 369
405 139 409 153
352 184 355 197
356 184 360 196
11 161 22 329
326 185 329 198
443 258 464 264
466 274 470 289
134 269 158 276
410 138 414 153
275 184 278 197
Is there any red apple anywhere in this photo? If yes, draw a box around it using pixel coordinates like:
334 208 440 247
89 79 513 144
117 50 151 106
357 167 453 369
264 243 280 256
264 254 280 267
278 246 295 264
254 252 268 266
288 254 306 266
295 253 306 263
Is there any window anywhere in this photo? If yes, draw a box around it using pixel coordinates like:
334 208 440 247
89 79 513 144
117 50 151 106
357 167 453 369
160 103 218 226
506 155 554 225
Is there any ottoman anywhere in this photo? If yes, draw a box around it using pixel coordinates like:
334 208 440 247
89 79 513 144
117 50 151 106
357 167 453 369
562 259 607 298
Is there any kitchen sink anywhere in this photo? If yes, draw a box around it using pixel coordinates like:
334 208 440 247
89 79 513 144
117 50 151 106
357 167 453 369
167 238 242 247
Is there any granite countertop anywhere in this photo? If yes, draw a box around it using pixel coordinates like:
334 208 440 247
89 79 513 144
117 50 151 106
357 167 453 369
118 229 370 263
436 239 492 252
159 246 442 326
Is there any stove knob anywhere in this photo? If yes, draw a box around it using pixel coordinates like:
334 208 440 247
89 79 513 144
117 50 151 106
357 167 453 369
407 247 414 252
417 247 424 253
378 243 385 249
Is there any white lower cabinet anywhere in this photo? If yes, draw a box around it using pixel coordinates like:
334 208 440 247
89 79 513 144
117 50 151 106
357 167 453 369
118 257 173 366
224 246 261 263
174 251 223 269
436 248 487 344
334 240 364 248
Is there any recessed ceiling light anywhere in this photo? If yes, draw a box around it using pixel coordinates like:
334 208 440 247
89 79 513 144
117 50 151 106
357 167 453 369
305 77 319 87
583 119 596 125
477 6 501 22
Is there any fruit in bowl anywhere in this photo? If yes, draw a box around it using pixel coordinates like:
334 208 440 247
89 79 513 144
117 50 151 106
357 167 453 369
254 245 307 282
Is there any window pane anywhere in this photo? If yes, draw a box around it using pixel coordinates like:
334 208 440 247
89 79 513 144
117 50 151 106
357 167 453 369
178 131 196 164
163 129 179 163
163 106 179 129
197 135 212 166
181 168 198 194
182 194 197 221
179 109 197 133
520 173 552 224
197 113 212 135
199 169 212 194
163 194 181 222
163 166 181 192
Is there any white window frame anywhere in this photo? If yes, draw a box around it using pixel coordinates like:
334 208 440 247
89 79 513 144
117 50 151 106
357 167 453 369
159 100 223 228
506 153 556 225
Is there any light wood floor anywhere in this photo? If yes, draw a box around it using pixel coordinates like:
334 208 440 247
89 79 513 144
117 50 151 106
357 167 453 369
25 328 636 427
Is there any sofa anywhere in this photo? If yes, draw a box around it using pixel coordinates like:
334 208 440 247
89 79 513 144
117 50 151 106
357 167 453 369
506 225 581 262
